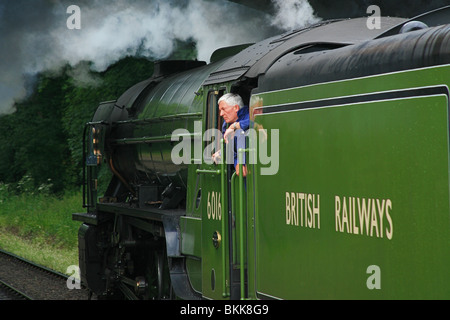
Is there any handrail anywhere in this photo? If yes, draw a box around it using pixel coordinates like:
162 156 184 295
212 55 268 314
196 169 220 175
83 121 108 210
113 112 203 125
82 124 88 209
238 148 248 300
113 132 200 145
220 139 228 298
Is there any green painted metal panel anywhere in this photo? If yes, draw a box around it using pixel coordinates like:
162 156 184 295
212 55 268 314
186 257 202 294
252 94 450 299
253 65 450 107
200 171 229 299
180 216 202 257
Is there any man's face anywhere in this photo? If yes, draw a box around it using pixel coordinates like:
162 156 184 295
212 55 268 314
219 100 239 124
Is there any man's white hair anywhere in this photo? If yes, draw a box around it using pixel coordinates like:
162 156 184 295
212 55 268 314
218 93 244 109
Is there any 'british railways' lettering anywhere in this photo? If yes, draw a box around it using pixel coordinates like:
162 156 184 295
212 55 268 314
285 192 320 229
284 192 394 240
335 196 393 240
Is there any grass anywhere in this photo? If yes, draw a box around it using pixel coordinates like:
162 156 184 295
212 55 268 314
0 188 83 275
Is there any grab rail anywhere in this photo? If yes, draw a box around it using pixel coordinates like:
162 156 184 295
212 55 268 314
237 148 247 300
220 139 228 298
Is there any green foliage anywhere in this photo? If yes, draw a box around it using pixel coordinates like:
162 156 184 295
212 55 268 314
0 55 157 194
62 56 155 186
0 73 70 192
0 41 197 195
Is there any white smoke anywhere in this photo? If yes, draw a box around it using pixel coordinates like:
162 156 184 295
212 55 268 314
271 0 321 30
0 0 320 115
52 0 270 70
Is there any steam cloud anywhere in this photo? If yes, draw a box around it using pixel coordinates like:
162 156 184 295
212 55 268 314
0 0 318 115
271 0 320 30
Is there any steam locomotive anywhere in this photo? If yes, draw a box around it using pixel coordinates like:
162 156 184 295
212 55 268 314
73 7 450 299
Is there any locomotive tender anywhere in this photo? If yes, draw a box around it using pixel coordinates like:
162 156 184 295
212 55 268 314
73 7 450 299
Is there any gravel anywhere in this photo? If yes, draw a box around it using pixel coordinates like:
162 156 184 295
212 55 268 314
0 252 91 300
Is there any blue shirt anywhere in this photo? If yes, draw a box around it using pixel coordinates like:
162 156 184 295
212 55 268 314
221 106 249 167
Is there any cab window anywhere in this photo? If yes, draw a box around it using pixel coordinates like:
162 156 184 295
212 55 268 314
205 89 226 162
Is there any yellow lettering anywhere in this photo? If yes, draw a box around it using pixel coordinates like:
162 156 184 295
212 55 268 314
335 196 341 232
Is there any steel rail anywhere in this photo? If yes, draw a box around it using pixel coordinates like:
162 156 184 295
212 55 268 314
0 249 69 280
0 278 33 300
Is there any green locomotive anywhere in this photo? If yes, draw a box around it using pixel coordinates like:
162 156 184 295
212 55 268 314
73 7 450 299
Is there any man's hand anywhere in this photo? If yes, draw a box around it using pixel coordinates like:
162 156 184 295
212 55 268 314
212 150 221 164
223 126 235 144
235 164 247 177
224 121 240 143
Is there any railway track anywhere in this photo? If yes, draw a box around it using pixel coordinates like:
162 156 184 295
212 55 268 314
0 249 91 300
0 278 32 300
